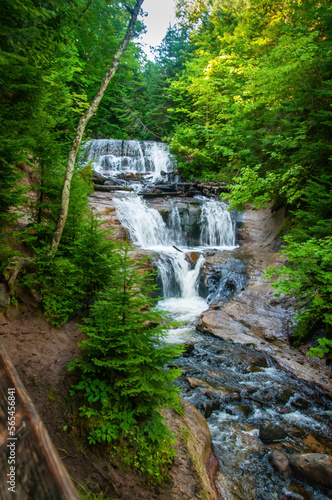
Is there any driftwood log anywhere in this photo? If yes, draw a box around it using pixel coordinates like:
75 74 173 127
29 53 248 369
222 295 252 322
0 344 79 499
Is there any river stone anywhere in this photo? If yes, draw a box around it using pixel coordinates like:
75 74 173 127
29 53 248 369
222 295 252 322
203 388 231 400
0 284 10 307
225 405 252 417
224 392 242 403
281 482 313 500
203 403 213 419
259 422 288 442
291 396 311 410
268 450 291 477
186 377 208 389
185 251 200 266
183 342 195 357
289 453 332 488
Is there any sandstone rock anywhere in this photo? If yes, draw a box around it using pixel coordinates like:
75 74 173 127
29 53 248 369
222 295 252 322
303 435 325 453
281 482 312 500
186 377 208 389
268 449 290 477
259 422 288 442
162 399 220 500
289 453 332 488
185 251 200 266
203 388 232 400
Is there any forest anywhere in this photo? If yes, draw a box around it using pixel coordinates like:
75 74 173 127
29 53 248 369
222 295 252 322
0 0 331 497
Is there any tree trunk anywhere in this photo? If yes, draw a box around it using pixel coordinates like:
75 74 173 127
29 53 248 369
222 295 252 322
51 0 144 253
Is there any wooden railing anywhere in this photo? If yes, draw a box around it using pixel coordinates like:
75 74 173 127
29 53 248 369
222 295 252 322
0 344 80 499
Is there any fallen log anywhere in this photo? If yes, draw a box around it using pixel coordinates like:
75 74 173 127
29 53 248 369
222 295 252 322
94 184 132 192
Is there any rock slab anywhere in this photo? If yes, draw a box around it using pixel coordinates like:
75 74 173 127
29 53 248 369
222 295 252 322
289 453 332 488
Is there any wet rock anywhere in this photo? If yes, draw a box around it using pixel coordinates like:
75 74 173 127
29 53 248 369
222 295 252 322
185 252 200 266
268 450 290 477
248 366 264 373
224 392 242 403
225 405 251 417
291 396 311 410
183 342 195 357
203 403 213 418
278 389 294 404
259 422 288 442
289 453 332 488
186 377 208 389
124 172 136 179
281 482 313 500
203 388 232 400
303 435 325 453
0 284 10 307
154 184 175 192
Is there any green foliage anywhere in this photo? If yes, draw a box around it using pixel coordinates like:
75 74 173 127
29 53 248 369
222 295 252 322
23 210 117 326
221 166 277 211
264 235 332 357
167 0 332 192
24 251 85 327
76 479 117 500
69 244 183 483
308 338 332 360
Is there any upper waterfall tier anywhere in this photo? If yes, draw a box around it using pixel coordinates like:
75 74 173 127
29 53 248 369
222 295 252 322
85 139 174 180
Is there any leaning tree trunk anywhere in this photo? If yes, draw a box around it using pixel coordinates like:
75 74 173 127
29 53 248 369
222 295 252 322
51 0 144 253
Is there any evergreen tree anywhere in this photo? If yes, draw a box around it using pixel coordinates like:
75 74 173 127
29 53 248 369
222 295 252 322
69 244 183 483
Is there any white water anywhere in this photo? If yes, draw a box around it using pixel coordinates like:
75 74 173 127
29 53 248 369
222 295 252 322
200 198 235 247
85 139 174 180
114 193 236 325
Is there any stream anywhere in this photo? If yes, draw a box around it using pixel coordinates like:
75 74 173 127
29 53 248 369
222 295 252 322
87 139 332 500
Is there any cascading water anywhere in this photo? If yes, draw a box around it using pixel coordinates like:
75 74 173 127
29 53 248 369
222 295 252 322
113 193 236 323
89 139 332 500
85 138 174 180
200 198 235 247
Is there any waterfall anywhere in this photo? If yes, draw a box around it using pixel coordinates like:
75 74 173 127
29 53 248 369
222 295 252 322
157 251 205 300
85 139 174 180
200 199 235 247
113 194 236 322
168 207 184 246
113 195 172 248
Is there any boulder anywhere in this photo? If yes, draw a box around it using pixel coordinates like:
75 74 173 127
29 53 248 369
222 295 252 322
185 251 200 266
289 453 332 488
259 422 288 442
268 450 290 477
162 399 220 500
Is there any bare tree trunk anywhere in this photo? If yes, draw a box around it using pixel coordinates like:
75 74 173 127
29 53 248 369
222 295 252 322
51 0 144 253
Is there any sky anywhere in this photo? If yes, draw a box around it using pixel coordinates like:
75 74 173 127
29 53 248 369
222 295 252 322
138 0 178 60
